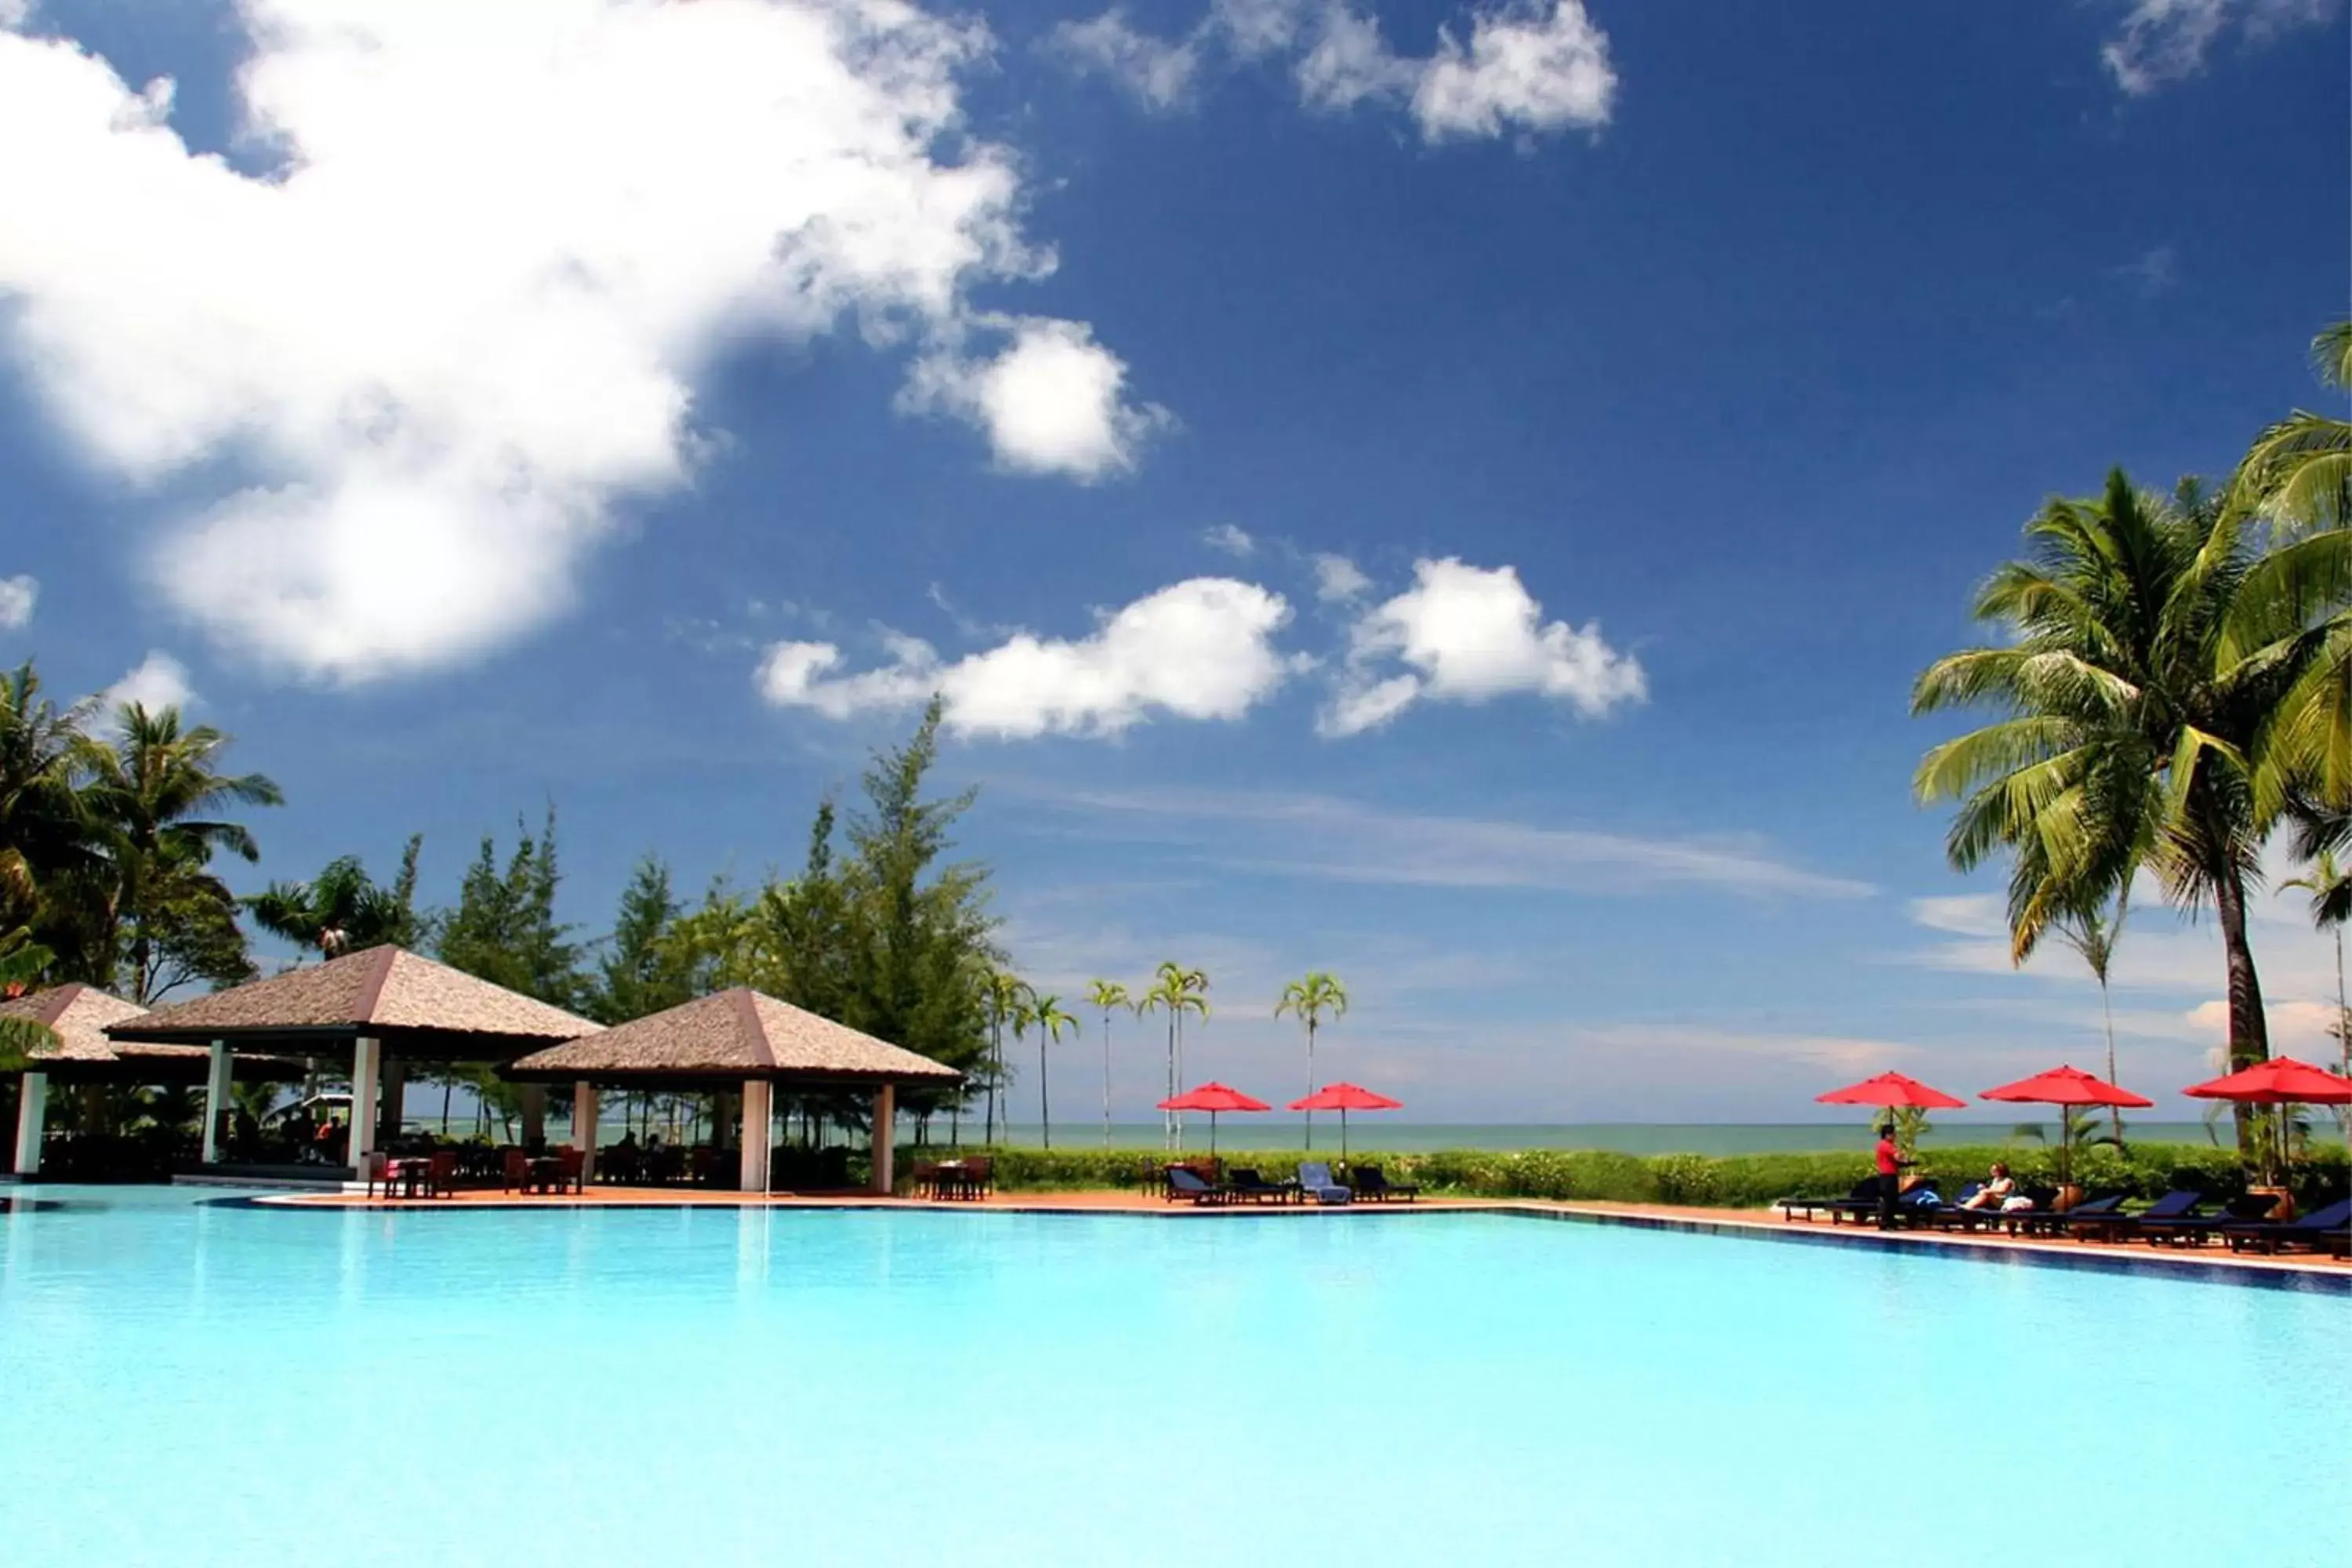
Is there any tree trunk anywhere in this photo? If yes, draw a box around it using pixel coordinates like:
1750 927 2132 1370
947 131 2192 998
1304 1018 1316 1152
1039 1030 1051 1150
2212 858 2273 1156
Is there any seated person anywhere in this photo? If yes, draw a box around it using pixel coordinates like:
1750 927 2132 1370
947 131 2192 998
1958 1162 2016 1210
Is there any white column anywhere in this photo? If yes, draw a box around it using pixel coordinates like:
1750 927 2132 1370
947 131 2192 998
519 1083 546 1149
739 1080 772 1192
574 1082 598 1180
13 1072 47 1177
349 1035 382 1173
870 1083 895 1195
199 1039 233 1164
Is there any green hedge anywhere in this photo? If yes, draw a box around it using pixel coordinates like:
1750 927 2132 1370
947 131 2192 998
899 1141 2351 1210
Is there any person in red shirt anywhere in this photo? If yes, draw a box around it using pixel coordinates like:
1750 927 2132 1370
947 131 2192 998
1874 1126 1907 1229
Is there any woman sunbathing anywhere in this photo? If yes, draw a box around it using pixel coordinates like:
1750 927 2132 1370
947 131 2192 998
1958 1163 2016 1210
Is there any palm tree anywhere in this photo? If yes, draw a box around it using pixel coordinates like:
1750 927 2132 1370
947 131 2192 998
1084 979 1132 1147
247 837 423 959
0 662 100 942
2051 898 2128 1140
1025 993 1076 1149
1142 961 1209 1151
2283 849 2352 1085
2231 320 2351 536
82 705 281 1002
0 927 59 1066
1913 472 2331 1152
980 968 1031 1145
1275 971 1350 1150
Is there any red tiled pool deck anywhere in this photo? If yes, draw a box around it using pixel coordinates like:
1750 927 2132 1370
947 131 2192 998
267 1185 2350 1284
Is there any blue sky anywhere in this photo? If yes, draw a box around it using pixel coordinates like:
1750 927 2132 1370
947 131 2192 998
1 0 2346 1120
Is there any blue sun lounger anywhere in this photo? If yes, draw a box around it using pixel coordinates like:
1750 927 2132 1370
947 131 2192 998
1297 1161 1352 1206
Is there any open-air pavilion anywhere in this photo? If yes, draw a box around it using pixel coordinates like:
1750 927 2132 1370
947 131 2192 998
103 945 600 1179
5 983 303 1178
503 987 962 1193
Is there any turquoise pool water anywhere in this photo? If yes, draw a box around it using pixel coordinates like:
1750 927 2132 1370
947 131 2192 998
1 1188 2343 1566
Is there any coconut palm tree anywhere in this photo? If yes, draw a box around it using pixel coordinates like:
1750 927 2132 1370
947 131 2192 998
1142 961 1209 1151
1913 473 2331 1150
0 662 100 939
2231 320 2351 536
0 927 59 1066
1275 971 1349 1150
1084 978 1132 1147
979 968 1031 1145
1025 992 1076 1149
247 838 423 959
2283 849 2352 1084
82 705 281 1003
2051 898 2128 1140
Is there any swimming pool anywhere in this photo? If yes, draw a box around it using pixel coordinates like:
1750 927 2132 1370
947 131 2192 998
2 1188 2343 1566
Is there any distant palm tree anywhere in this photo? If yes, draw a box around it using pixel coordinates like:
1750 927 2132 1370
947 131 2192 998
2284 849 2352 1085
247 837 423 958
1026 993 1077 1149
2052 898 2128 1139
1142 961 1210 1151
1276 971 1350 1150
980 968 1032 1145
1084 979 1132 1147
0 662 102 949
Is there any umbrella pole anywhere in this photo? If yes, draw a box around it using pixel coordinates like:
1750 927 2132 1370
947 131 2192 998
1341 1108 1348 1163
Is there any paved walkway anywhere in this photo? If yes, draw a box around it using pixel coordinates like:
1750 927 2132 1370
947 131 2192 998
270 1183 2348 1283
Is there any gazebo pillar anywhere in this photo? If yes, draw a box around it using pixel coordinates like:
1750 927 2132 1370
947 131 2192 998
870 1083 895 1194
574 1081 598 1179
379 1056 405 1145
349 1035 382 1174
739 1080 771 1192
713 1089 737 1151
13 1072 47 1177
519 1083 546 1149
199 1038 232 1164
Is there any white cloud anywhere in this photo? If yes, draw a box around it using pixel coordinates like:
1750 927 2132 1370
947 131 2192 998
1201 523 1256 557
1050 1 1617 143
905 318 1166 481
2117 243 2180 297
0 2 1156 681
1323 557 1643 735
1409 0 1617 140
2101 0 2339 94
100 650 194 716
1046 7 1206 108
1312 552 1371 602
0 573 34 629
757 577 1300 739
1037 783 1878 898
1907 893 2007 939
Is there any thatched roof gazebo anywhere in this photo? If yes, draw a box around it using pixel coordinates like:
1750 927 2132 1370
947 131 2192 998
4 984 303 1177
104 946 600 1173
504 989 960 1192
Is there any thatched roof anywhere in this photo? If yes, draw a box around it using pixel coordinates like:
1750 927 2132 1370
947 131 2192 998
503 989 961 1087
4 984 304 1083
105 946 600 1060
5 983 161 1063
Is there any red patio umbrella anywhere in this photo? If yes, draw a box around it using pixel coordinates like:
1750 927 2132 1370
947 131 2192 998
2183 1056 2352 1184
1287 1081 1403 1160
1156 1082 1270 1156
1980 1065 2153 1189
1815 1072 1968 1110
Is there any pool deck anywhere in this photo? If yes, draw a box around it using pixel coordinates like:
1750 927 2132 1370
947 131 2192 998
267 1184 2350 1287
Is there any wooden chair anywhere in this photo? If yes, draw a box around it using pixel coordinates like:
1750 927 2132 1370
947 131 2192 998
426 1150 459 1198
501 1147 532 1193
557 1146 586 1194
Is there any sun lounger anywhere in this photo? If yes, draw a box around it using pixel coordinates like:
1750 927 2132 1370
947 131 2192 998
2139 1192 2278 1246
2220 1197 2352 1255
1225 1168 1298 1204
1297 1162 1352 1206
1352 1165 1419 1203
1163 1166 1229 1205
1777 1180 1880 1224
